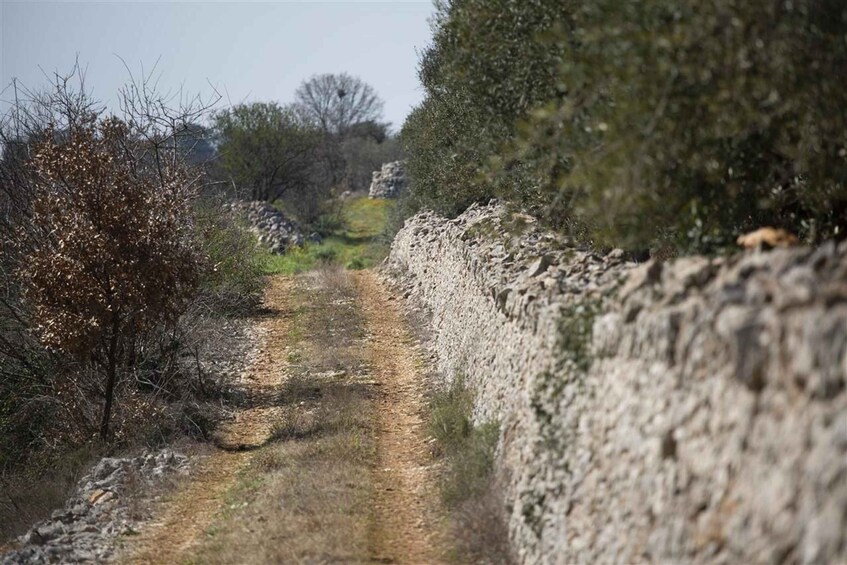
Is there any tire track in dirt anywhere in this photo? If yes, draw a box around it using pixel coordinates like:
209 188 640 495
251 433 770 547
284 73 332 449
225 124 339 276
353 270 446 564
120 276 293 564
121 271 446 564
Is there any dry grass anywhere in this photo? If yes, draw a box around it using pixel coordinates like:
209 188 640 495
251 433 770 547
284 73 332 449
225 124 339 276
0 446 99 542
1 439 205 549
426 379 513 564
0 292 260 545
189 265 378 563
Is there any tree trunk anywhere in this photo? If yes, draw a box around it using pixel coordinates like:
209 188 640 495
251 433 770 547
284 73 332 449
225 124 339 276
99 318 120 441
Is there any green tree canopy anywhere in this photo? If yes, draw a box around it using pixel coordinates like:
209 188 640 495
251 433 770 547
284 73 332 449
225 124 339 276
213 102 319 201
402 0 847 253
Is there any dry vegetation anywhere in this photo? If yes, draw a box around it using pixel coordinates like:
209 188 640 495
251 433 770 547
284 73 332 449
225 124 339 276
0 446 98 541
426 378 511 564
0 71 261 545
190 266 379 563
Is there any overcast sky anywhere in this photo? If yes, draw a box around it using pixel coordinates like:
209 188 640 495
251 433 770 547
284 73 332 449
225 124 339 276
0 1 435 131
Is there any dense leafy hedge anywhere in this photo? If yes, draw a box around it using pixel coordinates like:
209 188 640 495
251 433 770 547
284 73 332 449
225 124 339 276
401 0 564 218
402 0 847 252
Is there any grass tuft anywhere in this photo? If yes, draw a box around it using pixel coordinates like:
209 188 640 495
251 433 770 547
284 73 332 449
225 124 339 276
427 376 512 563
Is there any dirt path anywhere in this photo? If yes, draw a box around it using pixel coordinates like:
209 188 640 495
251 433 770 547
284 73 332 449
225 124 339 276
120 271 444 564
354 270 445 564
122 277 293 564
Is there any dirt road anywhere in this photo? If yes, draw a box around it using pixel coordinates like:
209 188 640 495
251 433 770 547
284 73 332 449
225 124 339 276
123 277 294 564
354 271 444 563
119 271 444 564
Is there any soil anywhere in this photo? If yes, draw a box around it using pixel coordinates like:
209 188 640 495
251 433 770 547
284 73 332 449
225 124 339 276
118 272 445 564
354 270 445 564
121 277 293 564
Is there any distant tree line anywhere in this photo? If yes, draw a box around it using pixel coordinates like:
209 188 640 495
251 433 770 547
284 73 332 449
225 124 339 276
401 0 847 253
212 73 402 228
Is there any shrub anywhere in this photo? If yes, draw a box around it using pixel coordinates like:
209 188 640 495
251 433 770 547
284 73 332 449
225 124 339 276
314 247 338 263
427 377 499 503
402 0 847 253
520 0 847 251
400 0 566 218
212 102 320 203
17 118 201 440
426 376 509 562
194 195 264 314
401 93 492 218
0 70 257 487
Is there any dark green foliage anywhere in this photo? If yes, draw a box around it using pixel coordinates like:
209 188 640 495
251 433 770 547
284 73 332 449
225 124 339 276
213 102 320 202
526 0 847 251
401 0 566 218
401 93 492 218
403 0 847 253
339 133 403 193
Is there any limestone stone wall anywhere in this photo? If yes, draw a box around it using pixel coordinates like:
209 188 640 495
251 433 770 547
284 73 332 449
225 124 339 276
229 200 309 253
385 202 847 564
368 161 408 199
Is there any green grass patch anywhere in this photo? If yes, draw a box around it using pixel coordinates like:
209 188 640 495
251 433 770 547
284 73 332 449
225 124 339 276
262 197 393 275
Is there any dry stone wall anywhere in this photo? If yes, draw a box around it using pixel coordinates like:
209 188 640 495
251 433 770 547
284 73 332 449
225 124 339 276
368 161 408 199
385 202 847 564
2 450 189 564
228 200 310 253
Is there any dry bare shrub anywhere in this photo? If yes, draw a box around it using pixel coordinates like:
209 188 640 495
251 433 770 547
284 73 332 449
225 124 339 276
0 444 98 541
16 118 201 440
452 485 512 565
0 68 268 541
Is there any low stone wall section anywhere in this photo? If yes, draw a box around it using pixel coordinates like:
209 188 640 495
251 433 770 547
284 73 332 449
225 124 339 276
385 202 847 564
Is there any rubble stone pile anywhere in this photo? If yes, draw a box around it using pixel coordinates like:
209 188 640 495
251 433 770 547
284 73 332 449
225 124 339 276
368 161 408 199
2 450 189 564
229 200 307 254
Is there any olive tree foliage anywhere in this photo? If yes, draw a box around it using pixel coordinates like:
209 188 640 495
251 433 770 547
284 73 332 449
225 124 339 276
518 0 847 251
212 102 320 202
402 0 847 253
400 0 565 219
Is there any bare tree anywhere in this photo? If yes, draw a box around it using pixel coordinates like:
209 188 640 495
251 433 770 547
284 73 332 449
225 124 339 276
293 74 386 190
294 73 385 136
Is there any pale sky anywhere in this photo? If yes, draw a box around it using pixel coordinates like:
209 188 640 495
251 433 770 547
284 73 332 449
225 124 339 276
0 1 435 131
